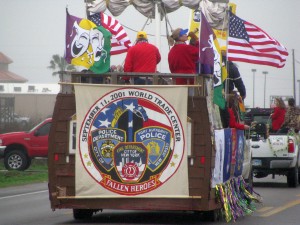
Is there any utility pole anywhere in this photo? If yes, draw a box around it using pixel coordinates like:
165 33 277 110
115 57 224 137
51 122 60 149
298 80 300 106
251 69 257 108
292 49 296 102
262 71 268 108
155 0 161 71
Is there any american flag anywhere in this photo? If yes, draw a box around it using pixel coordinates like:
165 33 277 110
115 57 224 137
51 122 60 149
93 98 171 142
88 12 132 55
228 12 288 68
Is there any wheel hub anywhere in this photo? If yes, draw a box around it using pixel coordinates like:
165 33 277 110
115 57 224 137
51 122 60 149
8 155 22 169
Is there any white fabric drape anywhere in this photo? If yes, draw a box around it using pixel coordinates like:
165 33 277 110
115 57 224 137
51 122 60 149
200 0 228 30
87 0 229 19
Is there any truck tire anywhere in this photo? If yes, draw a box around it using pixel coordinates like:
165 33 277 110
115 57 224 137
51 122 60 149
298 167 300 184
198 209 221 222
4 150 28 171
23 158 32 170
287 166 299 188
73 209 93 220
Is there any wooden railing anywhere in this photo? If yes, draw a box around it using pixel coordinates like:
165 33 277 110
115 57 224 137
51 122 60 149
59 71 213 97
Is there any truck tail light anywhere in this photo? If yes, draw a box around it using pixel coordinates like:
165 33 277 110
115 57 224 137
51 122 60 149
200 156 205 165
54 154 59 161
288 139 295 153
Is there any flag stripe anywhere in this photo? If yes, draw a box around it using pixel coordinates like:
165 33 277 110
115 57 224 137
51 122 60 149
228 12 288 68
228 45 288 61
229 41 288 57
144 108 170 127
228 44 287 67
227 56 283 68
88 12 131 55
101 12 131 42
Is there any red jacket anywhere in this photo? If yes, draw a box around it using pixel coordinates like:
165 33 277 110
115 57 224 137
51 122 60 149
228 108 245 130
124 41 161 73
271 107 286 131
168 41 199 85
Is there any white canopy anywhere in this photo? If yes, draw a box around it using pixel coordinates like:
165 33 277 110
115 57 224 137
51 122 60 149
87 0 229 27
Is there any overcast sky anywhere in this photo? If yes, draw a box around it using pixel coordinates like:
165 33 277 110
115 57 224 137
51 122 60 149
0 0 299 108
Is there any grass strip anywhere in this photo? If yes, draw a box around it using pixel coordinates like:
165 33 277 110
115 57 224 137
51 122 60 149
0 159 48 188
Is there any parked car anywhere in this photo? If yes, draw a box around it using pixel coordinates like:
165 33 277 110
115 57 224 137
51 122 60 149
13 113 30 127
0 113 30 130
0 118 52 170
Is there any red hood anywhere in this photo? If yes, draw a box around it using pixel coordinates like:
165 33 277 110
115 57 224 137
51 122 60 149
0 131 29 138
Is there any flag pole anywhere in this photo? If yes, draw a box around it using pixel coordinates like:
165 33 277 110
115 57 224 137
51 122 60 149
292 49 296 100
155 0 161 72
224 8 230 104
198 9 202 75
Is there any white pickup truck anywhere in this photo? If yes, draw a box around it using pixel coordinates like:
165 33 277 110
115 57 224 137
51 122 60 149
250 121 300 188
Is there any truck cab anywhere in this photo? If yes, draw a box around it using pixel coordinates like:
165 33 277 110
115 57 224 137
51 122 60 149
0 118 52 170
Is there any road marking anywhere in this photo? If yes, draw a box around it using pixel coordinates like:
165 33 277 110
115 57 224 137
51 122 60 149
257 206 273 212
260 199 300 217
0 190 48 200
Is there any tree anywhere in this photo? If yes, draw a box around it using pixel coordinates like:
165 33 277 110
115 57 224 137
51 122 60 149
48 54 75 76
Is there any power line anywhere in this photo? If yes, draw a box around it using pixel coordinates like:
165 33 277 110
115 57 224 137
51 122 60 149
121 23 168 37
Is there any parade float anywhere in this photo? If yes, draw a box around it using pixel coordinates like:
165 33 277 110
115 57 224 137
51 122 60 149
47 0 290 221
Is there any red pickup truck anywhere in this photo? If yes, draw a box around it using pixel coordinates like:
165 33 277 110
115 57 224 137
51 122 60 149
0 118 52 170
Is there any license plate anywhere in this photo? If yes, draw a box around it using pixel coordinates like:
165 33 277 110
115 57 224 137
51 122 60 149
252 159 262 166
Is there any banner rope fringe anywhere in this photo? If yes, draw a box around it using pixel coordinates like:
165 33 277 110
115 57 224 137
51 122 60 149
216 176 262 222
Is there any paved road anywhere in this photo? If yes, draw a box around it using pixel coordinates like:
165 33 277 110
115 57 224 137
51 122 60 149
0 176 300 225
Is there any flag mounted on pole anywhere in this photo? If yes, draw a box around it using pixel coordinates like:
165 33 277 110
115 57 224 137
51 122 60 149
228 11 288 68
199 11 215 75
65 9 111 73
199 11 226 109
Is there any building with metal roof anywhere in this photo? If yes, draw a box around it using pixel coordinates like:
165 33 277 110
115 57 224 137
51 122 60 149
0 52 28 83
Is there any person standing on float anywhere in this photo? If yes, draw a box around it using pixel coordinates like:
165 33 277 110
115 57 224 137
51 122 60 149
168 28 199 85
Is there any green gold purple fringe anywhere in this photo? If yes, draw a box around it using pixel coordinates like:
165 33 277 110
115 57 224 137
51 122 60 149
215 176 262 222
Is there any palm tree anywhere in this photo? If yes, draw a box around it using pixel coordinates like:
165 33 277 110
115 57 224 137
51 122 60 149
48 54 75 76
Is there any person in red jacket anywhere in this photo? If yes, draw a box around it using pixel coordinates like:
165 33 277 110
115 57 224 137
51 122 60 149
228 108 250 130
228 94 250 130
168 28 199 85
271 97 286 132
123 31 161 84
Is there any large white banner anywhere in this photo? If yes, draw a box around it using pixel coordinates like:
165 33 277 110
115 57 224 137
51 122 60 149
212 129 225 187
74 85 189 197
